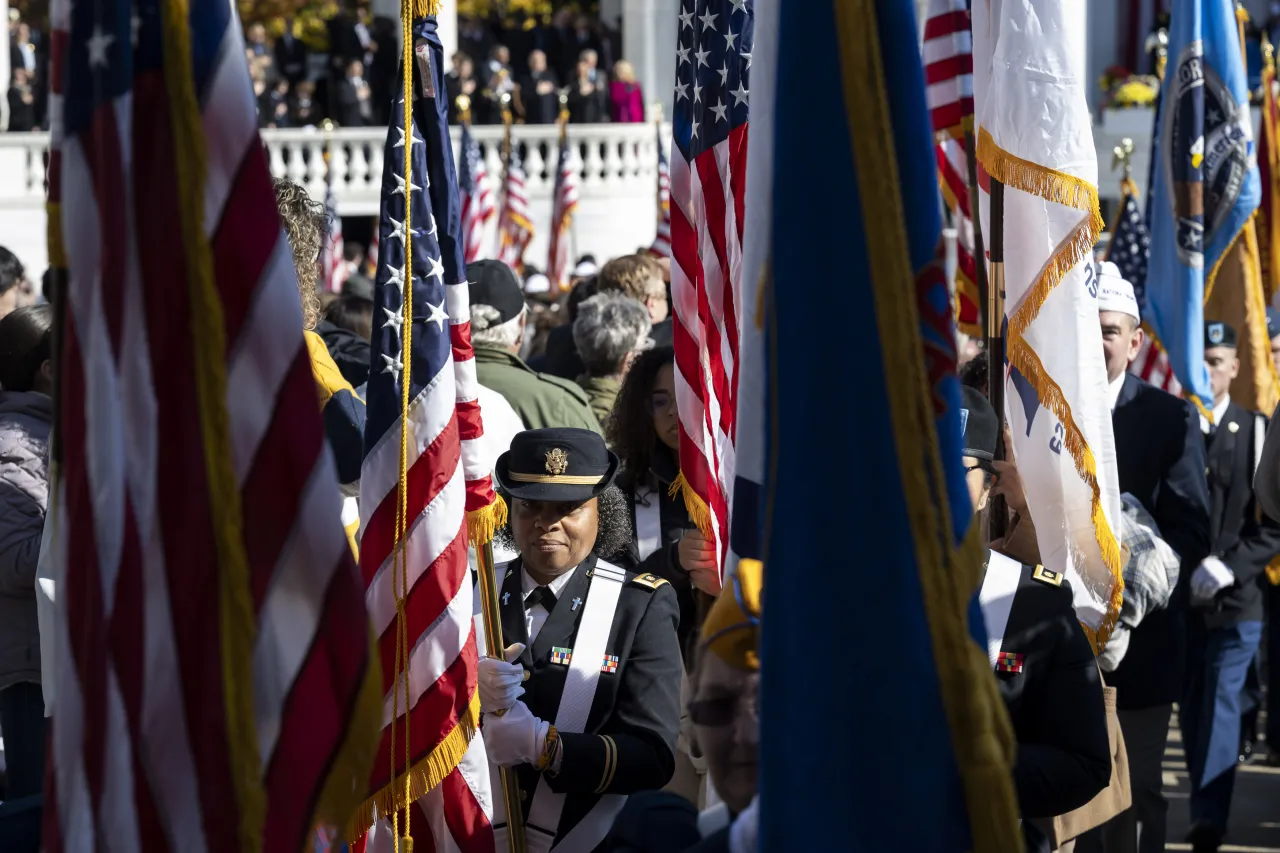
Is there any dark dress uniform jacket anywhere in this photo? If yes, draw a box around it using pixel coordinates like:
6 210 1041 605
615 446 704 665
496 553 683 848
993 563 1111 820
1202 401 1280 625
1108 373 1211 709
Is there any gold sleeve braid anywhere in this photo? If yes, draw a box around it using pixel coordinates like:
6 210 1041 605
593 735 618 794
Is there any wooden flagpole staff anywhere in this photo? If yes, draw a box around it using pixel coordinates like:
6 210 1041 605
987 177 1008 541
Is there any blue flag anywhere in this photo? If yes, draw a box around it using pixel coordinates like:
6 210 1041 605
757 0 1017 849
1148 0 1260 412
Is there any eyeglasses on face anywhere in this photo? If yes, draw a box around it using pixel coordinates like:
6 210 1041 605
648 391 676 415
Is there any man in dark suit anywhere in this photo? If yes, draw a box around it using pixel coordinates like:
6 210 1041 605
1179 322 1280 852
479 428 683 851
1082 264 1211 853
273 18 308 86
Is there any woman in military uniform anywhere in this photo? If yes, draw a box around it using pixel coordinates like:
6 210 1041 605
479 427 684 853
960 386 1112 853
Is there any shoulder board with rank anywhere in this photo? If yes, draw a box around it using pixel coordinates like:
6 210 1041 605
630 573 669 590
1031 565 1063 587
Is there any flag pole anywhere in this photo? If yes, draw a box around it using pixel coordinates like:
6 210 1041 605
963 128 991 338
474 539 528 853
987 176 1008 541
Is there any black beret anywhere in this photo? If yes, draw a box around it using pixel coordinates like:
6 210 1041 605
1205 320 1238 350
961 385 998 462
466 259 526 327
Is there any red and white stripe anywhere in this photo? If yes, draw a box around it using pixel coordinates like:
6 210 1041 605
461 154 495 266
651 143 672 258
357 275 495 845
547 134 580 291
497 152 533 271
322 185 347 293
670 126 747 578
1132 333 1183 395
923 0 975 139
47 5 375 852
935 136 981 337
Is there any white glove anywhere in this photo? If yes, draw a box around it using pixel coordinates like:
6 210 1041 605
1190 556 1235 605
479 643 527 713
482 700 550 768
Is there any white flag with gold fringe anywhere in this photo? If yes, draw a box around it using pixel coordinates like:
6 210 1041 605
972 0 1123 647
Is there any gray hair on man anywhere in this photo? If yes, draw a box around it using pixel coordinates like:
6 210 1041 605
471 303 526 350
573 292 653 377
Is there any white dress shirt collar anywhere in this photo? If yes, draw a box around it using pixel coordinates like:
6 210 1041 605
1201 395 1232 435
521 564 579 643
1107 371 1127 412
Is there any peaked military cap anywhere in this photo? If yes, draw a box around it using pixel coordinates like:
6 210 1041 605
495 427 620 502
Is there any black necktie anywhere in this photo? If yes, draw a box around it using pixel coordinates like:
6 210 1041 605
525 585 557 611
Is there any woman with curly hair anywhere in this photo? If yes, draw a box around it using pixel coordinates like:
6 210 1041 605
607 347 719 659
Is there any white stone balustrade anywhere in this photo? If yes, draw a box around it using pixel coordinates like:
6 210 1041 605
0 121 671 278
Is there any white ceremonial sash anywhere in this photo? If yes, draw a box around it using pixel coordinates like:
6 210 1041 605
979 551 1022 669
634 488 662 561
492 560 628 853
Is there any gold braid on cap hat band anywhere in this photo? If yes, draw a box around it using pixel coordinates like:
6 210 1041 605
700 558 763 672
506 472 608 485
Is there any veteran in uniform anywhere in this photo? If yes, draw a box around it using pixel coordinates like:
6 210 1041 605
963 387 1111 853
1180 322 1280 852
479 427 684 853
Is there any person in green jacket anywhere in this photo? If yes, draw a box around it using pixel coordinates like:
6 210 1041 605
467 260 603 435
573 291 653 426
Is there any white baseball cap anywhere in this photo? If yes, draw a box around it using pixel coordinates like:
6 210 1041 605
1096 261 1140 322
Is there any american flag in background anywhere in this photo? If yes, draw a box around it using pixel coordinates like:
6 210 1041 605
935 137 981 337
650 122 672 258
547 119 580 290
45 0 379 849
497 134 533 271
922 0 975 139
670 0 754 575
322 175 348 292
1105 179 1181 394
356 16 495 847
459 120 494 264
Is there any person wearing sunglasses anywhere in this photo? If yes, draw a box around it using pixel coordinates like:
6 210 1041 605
962 385 1111 852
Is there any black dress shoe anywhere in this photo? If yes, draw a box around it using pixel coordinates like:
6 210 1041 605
1239 736 1255 764
1187 821 1223 853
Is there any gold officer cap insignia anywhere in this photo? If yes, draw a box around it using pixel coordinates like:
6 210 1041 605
545 447 569 475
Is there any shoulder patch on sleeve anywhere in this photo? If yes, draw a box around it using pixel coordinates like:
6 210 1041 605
630 573 669 590
1031 565 1063 587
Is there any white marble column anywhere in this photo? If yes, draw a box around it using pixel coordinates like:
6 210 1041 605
0 0 10 131
623 0 680 121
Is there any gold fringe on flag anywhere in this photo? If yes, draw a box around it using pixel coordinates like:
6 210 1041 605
834 3 1022 850
345 693 482 843
976 127 1123 652
161 0 264 847
467 496 509 548
668 470 713 539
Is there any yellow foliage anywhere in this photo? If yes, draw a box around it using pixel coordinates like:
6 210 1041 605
238 0 339 53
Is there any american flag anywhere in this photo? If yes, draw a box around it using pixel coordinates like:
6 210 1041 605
650 122 672 257
1106 179 1181 394
923 0 975 139
670 0 754 573
935 137 981 337
458 119 494 264
496 131 533 271
45 0 380 850
322 175 348 292
356 16 496 846
547 118 580 290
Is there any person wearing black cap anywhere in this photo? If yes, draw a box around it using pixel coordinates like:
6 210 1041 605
1177 322 1280 851
479 427 684 851
962 387 1111 853
468 259 604 435
1266 306 1280 376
